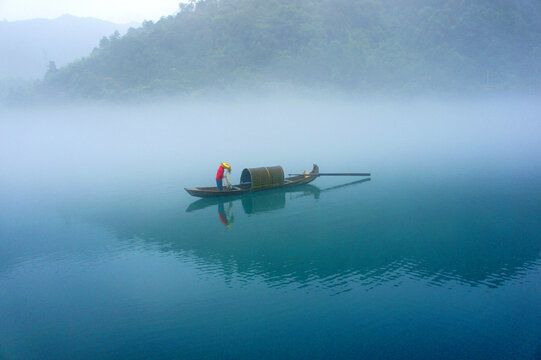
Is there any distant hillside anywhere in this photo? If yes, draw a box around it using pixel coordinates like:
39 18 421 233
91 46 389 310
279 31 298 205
0 15 137 79
39 0 541 99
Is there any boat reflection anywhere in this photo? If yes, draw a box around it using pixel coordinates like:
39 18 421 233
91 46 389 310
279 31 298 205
187 184 320 213
187 179 370 227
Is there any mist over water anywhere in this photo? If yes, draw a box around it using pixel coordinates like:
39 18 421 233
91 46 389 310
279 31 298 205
1 96 540 359
2 95 539 188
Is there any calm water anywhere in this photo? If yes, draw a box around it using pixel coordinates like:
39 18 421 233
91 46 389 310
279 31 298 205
1 98 540 359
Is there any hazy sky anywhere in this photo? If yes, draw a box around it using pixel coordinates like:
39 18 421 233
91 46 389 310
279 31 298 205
0 0 182 23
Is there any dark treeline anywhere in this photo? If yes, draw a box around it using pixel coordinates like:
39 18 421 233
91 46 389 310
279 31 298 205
30 0 541 100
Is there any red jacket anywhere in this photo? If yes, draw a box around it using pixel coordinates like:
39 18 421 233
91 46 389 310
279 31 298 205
216 165 224 180
219 211 227 225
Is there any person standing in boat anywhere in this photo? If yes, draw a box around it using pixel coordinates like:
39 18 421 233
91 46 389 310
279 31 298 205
216 162 232 190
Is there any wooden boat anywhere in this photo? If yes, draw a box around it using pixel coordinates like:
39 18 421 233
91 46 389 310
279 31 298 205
185 164 319 198
186 184 322 212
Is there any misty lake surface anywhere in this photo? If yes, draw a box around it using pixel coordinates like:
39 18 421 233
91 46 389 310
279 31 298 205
1 97 540 359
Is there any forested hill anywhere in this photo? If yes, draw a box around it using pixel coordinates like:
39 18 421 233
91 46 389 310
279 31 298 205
40 0 541 99
0 15 135 79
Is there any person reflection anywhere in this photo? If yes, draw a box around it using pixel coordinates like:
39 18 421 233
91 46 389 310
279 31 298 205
218 201 234 229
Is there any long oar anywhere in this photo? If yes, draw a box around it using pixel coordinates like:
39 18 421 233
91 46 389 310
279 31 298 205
288 172 371 176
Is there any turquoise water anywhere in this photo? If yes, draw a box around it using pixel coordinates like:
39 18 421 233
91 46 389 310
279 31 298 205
1 98 540 359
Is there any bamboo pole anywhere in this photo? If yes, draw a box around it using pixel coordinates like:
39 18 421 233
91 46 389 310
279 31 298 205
288 173 371 176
